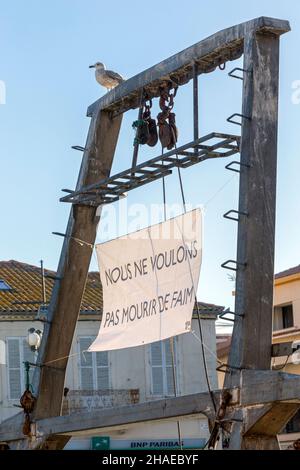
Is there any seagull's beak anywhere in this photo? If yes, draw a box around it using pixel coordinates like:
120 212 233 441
89 65 95 68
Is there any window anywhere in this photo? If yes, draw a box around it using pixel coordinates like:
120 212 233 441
0 280 12 291
78 337 110 390
273 304 294 331
7 338 36 400
283 409 300 434
150 339 177 396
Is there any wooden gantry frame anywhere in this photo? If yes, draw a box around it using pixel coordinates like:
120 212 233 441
1 16 298 450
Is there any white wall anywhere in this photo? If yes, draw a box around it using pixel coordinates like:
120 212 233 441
0 316 217 447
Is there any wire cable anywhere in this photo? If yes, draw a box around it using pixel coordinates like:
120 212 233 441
173 139 217 414
160 144 183 449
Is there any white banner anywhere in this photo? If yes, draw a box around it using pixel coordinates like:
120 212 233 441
89 209 202 352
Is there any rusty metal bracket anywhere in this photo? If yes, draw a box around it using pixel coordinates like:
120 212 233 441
219 418 243 423
228 67 251 80
219 309 244 323
52 232 66 238
216 363 242 373
225 160 250 173
61 189 74 194
44 274 63 281
223 210 248 222
71 146 87 152
227 113 251 127
221 260 246 272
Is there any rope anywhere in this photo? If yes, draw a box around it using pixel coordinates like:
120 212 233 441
42 349 88 366
203 174 237 209
170 337 183 447
161 146 167 221
272 355 291 371
160 148 183 450
173 137 217 414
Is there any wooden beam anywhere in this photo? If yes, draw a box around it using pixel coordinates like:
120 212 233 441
2 371 300 443
220 368 300 450
244 402 300 436
0 390 220 443
272 342 293 357
242 436 280 450
226 29 281 385
240 370 300 406
87 17 290 117
241 402 300 450
226 371 300 449
32 111 122 422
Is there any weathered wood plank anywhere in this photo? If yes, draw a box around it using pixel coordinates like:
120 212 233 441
232 401 300 450
272 342 293 357
244 402 300 436
242 436 280 450
240 401 300 450
241 371 300 406
87 17 290 117
2 371 300 443
32 111 123 421
226 30 281 387
0 391 220 442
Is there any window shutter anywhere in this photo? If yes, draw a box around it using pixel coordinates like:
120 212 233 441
151 341 164 395
7 338 21 399
96 351 109 390
164 339 175 396
79 337 94 390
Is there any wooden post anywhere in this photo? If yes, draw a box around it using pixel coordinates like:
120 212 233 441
225 29 295 449
33 111 122 436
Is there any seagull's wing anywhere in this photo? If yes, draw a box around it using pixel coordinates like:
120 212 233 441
106 70 124 82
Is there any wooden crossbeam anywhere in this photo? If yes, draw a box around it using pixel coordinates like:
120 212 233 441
1 371 300 445
271 342 294 357
87 17 290 117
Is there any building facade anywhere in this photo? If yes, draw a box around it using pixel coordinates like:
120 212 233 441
217 264 300 449
0 260 222 450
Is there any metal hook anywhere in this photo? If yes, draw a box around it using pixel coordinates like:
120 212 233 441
227 113 251 127
221 260 247 272
223 210 248 222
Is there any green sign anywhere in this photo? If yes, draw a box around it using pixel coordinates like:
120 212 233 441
91 436 110 450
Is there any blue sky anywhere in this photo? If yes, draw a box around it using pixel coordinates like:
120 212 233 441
1 1 299 313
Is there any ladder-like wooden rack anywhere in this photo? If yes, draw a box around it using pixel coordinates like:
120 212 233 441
61 133 240 206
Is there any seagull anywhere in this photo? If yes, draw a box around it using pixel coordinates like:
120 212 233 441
89 62 124 91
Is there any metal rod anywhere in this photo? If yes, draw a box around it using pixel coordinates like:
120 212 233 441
223 210 249 222
131 90 144 172
228 67 248 80
71 146 86 152
40 260 46 304
193 63 199 154
225 161 250 173
221 260 246 272
227 113 251 126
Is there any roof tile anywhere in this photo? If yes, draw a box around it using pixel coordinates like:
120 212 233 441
275 265 300 280
0 260 102 314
